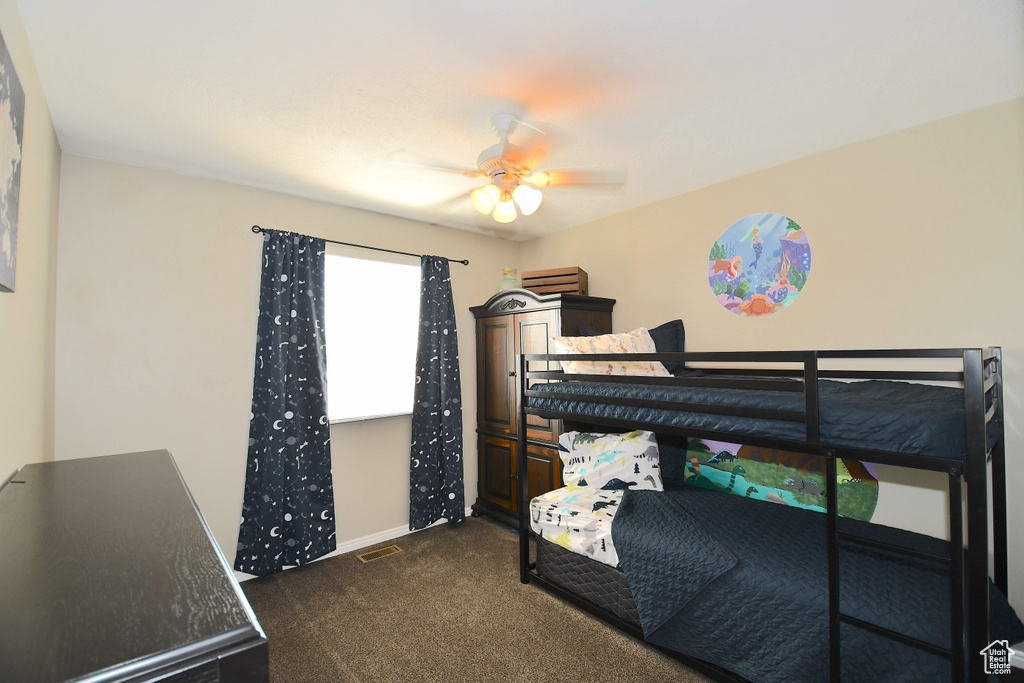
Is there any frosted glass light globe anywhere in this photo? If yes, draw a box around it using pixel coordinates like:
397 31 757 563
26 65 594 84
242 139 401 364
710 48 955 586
512 184 543 216
471 184 500 214
492 198 518 223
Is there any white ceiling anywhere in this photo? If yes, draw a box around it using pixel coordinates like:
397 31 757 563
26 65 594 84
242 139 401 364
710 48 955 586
16 0 1024 240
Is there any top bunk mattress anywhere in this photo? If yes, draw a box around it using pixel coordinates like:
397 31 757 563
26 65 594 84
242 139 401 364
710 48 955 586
528 379 972 460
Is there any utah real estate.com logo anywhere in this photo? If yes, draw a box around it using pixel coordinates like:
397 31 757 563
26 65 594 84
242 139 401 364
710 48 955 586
980 640 1015 675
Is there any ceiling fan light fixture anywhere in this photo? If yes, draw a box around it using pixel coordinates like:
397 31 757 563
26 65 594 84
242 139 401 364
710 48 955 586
512 183 543 216
471 183 500 215
492 195 518 223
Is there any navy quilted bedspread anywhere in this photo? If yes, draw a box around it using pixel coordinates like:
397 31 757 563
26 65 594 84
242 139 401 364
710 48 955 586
529 379 972 459
611 486 1024 683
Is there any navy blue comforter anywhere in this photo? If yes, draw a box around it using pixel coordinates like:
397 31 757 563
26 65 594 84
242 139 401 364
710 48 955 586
611 486 1023 683
529 379 974 459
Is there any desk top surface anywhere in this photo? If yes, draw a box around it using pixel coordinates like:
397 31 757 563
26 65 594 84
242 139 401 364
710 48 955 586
0 450 263 683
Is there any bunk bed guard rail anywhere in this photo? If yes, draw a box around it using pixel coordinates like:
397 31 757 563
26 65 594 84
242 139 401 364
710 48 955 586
515 347 1005 683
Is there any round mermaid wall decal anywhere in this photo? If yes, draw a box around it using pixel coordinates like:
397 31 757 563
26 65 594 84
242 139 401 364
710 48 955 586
708 213 811 315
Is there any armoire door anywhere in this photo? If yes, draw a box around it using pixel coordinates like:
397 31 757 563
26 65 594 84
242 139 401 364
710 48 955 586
477 315 516 437
478 435 517 512
525 443 562 502
516 309 560 444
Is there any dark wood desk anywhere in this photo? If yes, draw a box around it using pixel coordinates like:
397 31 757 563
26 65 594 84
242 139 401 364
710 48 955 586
0 450 268 683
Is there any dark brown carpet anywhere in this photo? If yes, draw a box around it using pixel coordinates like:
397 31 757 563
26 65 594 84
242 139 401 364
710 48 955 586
242 517 708 682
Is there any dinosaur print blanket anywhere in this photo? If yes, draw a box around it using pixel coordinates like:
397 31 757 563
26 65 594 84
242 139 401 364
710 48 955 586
611 486 1023 683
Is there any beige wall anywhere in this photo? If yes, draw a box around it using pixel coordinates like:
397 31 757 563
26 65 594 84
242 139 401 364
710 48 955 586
521 98 1024 612
54 155 515 564
0 0 61 480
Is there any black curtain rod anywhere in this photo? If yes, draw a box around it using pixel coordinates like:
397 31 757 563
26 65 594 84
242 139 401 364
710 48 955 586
251 225 469 266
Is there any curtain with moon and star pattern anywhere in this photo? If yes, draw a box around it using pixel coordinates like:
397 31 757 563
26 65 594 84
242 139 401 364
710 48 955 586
409 255 464 530
235 229 336 576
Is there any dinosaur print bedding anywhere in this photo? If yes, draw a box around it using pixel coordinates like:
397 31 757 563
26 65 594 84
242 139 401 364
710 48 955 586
558 430 664 491
682 438 879 521
611 485 1024 683
530 486 621 567
528 378 981 460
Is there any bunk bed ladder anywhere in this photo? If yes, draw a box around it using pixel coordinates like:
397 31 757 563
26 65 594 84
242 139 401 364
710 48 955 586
803 353 844 683
819 351 985 682
825 453 840 683
827 463 966 680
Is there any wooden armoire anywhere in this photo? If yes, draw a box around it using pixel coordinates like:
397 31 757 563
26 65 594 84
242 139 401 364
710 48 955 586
470 289 615 525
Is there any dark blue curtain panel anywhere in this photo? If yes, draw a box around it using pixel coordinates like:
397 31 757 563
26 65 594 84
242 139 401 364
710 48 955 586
409 256 465 530
235 229 336 576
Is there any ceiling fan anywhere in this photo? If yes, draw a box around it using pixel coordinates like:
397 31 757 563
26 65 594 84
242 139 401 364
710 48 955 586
389 113 625 224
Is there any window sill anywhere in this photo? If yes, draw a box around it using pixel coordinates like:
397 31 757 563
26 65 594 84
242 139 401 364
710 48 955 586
329 411 412 425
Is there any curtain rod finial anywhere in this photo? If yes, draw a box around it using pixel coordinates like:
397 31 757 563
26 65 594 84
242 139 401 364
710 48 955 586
251 225 263 234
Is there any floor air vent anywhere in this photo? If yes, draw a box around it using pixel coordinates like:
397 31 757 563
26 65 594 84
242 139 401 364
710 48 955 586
357 545 402 564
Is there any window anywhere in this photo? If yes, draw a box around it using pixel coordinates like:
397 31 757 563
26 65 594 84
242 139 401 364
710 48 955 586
324 247 421 422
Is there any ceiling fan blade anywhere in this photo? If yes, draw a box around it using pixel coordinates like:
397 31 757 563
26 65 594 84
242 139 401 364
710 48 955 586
426 189 474 214
512 118 546 136
413 189 486 232
386 152 486 178
509 121 550 173
525 167 627 187
519 135 549 173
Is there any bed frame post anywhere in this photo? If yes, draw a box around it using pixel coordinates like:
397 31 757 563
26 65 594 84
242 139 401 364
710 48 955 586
989 347 1007 596
806 353 841 682
949 469 965 682
518 352 531 584
962 348 988 683
825 453 840 683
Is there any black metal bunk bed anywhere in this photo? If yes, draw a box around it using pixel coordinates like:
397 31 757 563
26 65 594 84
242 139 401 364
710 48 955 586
515 347 1009 683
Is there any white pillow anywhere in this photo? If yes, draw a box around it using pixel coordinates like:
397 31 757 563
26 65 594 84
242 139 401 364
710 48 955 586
550 328 671 377
558 430 664 491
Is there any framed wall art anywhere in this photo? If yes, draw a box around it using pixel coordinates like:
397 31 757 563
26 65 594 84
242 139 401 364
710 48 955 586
0 26 24 294
708 212 811 316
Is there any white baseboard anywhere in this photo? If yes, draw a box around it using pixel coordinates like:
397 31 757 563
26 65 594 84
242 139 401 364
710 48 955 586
233 507 473 583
